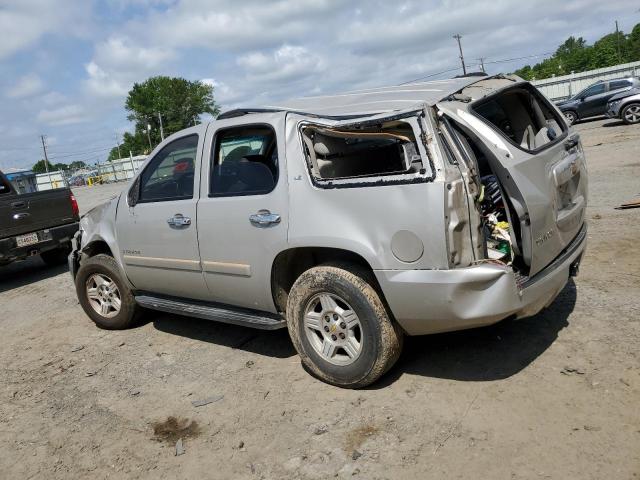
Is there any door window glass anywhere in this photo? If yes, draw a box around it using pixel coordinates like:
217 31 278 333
609 80 631 90
138 135 198 203
582 84 605 98
210 125 277 196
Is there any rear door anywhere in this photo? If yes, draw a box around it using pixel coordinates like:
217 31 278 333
115 128 211 300
196 114 288 312
444 82 587 276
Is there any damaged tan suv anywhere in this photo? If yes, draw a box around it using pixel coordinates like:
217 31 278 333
70 74 587 388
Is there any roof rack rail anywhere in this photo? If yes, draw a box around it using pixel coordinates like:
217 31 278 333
217 108 282 120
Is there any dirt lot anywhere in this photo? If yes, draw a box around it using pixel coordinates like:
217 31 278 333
1 118 639 479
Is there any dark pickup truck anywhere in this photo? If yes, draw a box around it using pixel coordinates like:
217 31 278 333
0 169 79 267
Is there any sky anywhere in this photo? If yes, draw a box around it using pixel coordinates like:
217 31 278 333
0 0 637 171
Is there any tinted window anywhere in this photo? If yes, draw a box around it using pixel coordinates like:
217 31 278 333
210 125 277 196
139 135 198 203
582 84 605 98
609 80 631 90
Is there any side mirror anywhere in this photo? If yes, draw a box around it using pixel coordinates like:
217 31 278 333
128 177 140 207
579 96 586 102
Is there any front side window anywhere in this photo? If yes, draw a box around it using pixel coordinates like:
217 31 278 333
582 84 605 98
138 135 198 203
210 125 278 196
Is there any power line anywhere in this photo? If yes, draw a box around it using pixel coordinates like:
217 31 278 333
398 51 555 85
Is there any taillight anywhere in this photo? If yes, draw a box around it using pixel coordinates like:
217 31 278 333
70 193 79 217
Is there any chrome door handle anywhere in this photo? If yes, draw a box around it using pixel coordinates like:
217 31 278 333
249 210 281 228
167 214 191 228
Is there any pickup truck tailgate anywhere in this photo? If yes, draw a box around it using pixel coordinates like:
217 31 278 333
0 188 77 239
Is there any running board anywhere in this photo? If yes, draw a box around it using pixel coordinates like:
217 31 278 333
135 295 286 330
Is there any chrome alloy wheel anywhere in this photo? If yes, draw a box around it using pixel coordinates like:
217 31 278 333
624 105 640 123
304 293 363 366
86 273 122 318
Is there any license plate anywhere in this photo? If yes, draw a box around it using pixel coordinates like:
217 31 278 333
15 232 39 248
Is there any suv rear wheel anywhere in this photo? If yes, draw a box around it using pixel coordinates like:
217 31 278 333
75 254 140 329
286 264 403 388
622 103 640 125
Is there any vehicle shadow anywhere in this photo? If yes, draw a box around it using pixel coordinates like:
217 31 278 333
0 257 68 294
150 313 296 359
148 279 576 382
371 279 577 388
602 120 625 127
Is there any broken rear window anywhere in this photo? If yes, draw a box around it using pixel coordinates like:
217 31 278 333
473 85 565 152
300 117 429 187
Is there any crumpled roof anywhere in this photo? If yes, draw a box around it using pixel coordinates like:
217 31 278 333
263 77 483 117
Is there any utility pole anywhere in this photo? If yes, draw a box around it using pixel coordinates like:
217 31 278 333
40 134 53 188
115 133 122 159
478 57 486 73
453 34 467 75
157 112 165 141
146 123 152 151
615 20 621 62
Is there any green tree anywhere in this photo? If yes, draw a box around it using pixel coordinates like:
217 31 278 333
107 76 219 161
68 160 87 170
514 23 640 80
32 159 54 173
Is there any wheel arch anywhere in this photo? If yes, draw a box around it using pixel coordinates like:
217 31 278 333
271 247 381 314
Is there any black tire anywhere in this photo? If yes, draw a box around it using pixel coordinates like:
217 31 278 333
41 243 71 266
564 110 577 126
621 103 640 125
75 254 140 330
286 264 403 388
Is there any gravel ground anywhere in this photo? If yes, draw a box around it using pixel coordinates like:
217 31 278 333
1 118 639 479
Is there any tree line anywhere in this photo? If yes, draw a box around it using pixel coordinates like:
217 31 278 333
514 23 640 80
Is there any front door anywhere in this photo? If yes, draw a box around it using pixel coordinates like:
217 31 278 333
196 114 289 312
579 83 607 117
116 129 211 300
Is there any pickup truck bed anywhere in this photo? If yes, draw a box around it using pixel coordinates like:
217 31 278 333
0 170 79 266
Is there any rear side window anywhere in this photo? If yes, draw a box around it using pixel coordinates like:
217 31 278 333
139 134 198 203
210 125 278 197
610 80 631 90
300 117 427 188
473 85 566 152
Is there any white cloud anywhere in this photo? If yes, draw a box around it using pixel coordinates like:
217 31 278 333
0 0 91 60
7 73 44 98
84 36 176 98
37 104 90 126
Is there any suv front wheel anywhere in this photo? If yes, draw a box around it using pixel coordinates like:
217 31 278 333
563 110 578 126
286 264 403 388
75 254 140 330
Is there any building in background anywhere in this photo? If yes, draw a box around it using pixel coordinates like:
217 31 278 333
4 170 37 194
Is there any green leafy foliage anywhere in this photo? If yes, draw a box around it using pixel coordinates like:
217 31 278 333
108 76 219 160
515 24 640 80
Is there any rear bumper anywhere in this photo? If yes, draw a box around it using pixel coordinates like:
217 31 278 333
375 225 587 336
0 222 79 265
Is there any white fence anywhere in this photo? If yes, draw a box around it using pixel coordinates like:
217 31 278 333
33 155 147 191
96 155 147 183
532 61 640 102
35 171 66 191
